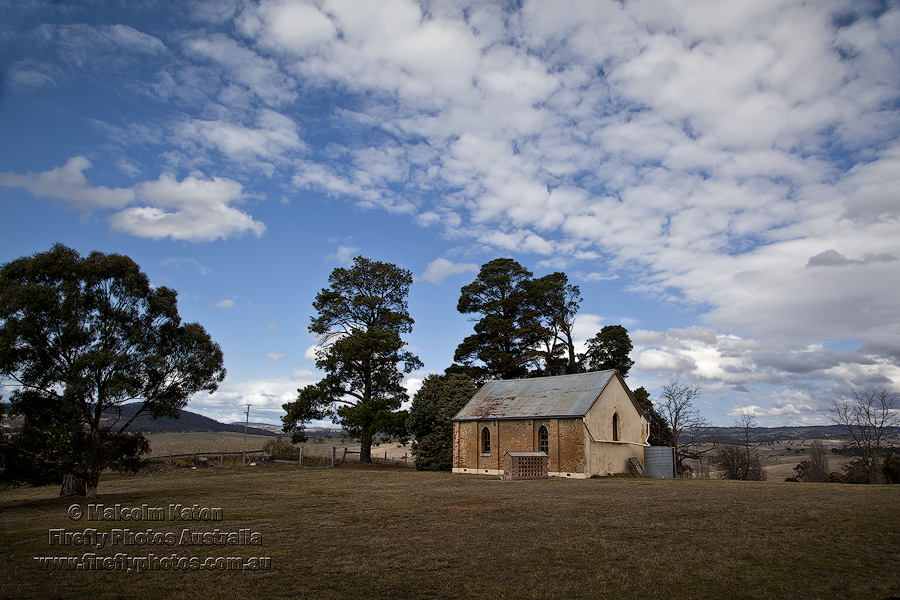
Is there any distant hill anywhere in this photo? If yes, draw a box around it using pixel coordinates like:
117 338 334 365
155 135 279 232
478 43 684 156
0 403 277 436
232 423 344 438
102 404 279 435
693 425 900 445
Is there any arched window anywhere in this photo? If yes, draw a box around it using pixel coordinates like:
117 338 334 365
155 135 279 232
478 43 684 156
612 413 619 442
481 427 491 454
538 426 549 454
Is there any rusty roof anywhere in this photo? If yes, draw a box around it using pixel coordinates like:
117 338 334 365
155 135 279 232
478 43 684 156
452 371 618 421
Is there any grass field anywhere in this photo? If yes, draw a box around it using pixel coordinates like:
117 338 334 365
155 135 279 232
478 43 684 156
143 432 414 463
1 464 898 600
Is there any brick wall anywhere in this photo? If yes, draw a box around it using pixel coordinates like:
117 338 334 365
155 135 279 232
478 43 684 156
453 418 585 475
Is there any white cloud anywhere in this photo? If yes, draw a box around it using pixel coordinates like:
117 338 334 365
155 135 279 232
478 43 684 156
161 258 211 276
0 156 134 210
0 158 266 243
110 172 266 242
237 1 336 53
177 109 304 164
226 0 900 360
191 370 321 425
303 345 319 363
267 353 285 362
420 258 477 284
184 33 296 106
327 245 359 265
215 300 236 308
628 325 900 423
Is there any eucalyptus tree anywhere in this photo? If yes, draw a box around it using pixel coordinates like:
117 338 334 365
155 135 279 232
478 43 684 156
283 257 421 462
0 244 225 498
582 325 635 377
453 258 536 380
525 272 582 375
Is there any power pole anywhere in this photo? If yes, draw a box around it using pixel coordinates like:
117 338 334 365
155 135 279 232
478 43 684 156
242 404 251 464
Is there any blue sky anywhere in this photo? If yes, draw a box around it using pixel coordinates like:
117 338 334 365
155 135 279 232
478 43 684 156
2 0 899 427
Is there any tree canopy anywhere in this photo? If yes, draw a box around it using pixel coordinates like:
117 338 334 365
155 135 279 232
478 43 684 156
282 257 422 462
581 325 635 377
0 244 225 498
633 386 673 447
453 258 536 380
406 372 479 471
524 272 582 376
452 258 635 381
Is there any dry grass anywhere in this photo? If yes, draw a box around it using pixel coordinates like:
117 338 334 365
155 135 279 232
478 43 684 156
145 432 275 458
1 466 898 600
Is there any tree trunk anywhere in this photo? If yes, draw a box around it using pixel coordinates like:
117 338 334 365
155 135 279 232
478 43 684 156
85 469 100 500
566 333 577 373
359 431 373 463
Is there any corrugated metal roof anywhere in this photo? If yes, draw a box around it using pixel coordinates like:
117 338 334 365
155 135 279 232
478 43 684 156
452 371 616 421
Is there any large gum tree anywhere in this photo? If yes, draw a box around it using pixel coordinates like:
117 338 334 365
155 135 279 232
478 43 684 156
453 258 537 380
0 244 226 498
283 256 421 463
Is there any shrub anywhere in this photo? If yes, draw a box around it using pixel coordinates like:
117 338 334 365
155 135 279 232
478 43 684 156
882 452 900 484
841 458 871 484
715 444 767 481
793 460 810 481
262 438 300 460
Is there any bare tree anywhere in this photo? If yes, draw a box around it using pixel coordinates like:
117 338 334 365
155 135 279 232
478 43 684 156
657 379 714 476
830 388 899 484
716 408 767 480
807 439 829 482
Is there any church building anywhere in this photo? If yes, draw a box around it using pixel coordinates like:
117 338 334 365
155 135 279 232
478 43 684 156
451 370 649 478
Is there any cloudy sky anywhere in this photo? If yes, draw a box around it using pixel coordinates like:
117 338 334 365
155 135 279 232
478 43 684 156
2 0 898 427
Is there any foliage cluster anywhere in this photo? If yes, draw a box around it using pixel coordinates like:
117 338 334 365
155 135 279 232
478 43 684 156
0 245 225 498
632 386 674 446
282 257 421 462
882 452 900 484
451 258 634 381
406 373 479 471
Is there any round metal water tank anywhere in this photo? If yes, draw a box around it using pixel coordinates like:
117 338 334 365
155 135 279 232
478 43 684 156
644 446 675 478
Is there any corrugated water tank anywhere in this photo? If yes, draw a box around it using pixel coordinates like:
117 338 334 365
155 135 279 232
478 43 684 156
645 446 675 478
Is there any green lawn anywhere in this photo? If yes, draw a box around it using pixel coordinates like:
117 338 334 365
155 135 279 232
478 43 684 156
1 464 898 600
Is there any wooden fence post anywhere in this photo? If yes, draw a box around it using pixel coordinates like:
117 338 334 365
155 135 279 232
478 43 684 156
332 446 336 468
299 446 304 466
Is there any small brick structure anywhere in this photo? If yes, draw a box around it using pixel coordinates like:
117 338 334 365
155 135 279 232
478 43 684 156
501 451 548 480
